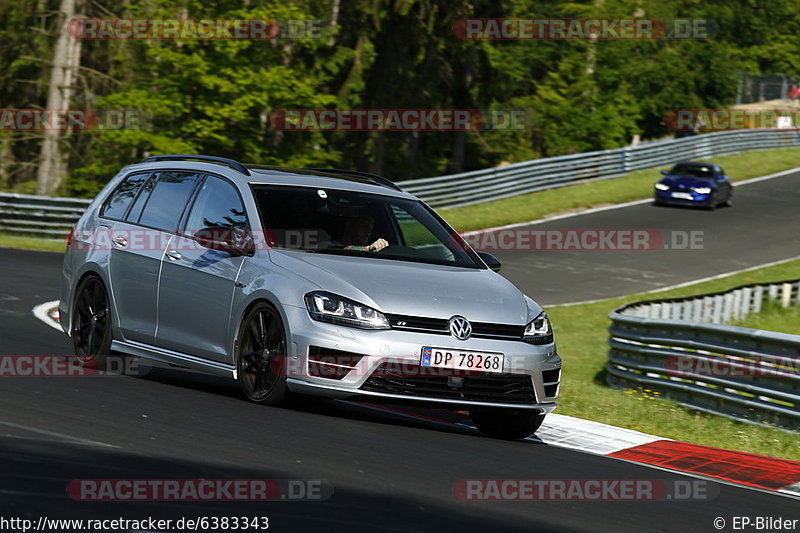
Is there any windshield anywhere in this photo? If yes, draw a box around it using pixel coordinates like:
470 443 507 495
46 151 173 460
251 184 482 268
670 163 714 178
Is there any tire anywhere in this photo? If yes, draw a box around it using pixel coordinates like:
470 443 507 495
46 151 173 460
469 408 546 440
724 194 733 208
235 302 290 406
71 276 112 370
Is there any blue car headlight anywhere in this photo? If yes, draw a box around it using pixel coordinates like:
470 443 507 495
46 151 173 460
692 187 711 194
655 183 670 191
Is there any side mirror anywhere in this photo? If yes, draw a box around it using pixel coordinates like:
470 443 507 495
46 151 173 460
194 227 250 256
660 170 669 175
477 251 502 272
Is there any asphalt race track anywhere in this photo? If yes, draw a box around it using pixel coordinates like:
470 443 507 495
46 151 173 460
495 170 800 305
1 171 799 532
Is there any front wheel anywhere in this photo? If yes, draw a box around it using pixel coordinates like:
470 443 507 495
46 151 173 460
723 194 733 207
236 303 290 406
469 408 546 440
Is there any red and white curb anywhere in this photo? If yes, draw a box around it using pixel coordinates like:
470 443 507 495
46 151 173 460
537 414 800 499
32 300 800 498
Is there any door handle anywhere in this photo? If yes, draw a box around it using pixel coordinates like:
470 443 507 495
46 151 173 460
165 249 182 261
112 236 128 248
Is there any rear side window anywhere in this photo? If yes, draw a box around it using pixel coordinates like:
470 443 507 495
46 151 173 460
185 176 248 237
125 174 157 224
100 172 150 220
137 171 202 232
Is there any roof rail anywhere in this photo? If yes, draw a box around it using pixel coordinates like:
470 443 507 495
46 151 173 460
304 168 402 191
141 154 251 176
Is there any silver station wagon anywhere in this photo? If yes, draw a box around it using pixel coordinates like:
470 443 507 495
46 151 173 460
60 155 561 439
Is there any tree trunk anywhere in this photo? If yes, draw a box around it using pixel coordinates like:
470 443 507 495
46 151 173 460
36 0 83 196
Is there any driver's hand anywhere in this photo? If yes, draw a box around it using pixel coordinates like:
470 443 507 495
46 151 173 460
367 238 388 252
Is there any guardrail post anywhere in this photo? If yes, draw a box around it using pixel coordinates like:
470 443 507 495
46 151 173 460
621 146 630 173
740 287 752 319
781 283 792 307
754 286 764 313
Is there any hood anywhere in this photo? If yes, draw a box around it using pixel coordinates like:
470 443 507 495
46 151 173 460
660 175 715 189
269 250 532 325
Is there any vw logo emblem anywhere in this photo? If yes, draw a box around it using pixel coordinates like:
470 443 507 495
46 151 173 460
449 316 472 341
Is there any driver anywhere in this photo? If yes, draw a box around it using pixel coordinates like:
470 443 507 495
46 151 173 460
339 214 388 252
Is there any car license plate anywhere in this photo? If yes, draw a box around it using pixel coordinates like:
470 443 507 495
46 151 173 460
671 192 693 200
420 347 504 373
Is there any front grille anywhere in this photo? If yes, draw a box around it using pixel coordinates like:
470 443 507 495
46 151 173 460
360 363 537 404
307 346 364 380
384 313 526 341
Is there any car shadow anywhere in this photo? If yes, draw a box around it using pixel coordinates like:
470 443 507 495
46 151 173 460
129 359 542 442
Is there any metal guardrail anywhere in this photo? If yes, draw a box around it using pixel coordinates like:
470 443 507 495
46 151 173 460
0 192 90 238
398 128 800 208
3 128 800 236
606 279 800 431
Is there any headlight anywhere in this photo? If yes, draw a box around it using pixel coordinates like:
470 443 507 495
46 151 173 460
692 186 711 194
304 291 390 329
523 311 553 344
654 183 670 191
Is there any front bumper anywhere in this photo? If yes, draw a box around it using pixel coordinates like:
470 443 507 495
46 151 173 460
654 190 713 206
281 305 562 410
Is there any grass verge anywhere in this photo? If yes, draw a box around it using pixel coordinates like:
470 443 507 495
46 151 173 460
549 257 800 461
440 147 800 232
0 231 65 252
731 301 800 336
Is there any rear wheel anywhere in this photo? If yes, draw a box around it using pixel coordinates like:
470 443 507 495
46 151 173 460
71 276 112 370
236 303 289 405
469 408 546 440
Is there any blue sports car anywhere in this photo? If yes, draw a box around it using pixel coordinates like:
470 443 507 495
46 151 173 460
653 161 733 209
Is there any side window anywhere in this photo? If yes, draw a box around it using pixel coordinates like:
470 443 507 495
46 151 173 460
137 171 202 232
185 176 249 238
717 166 726 177
125 173 157 224
390 205 440 246
100 172 150 220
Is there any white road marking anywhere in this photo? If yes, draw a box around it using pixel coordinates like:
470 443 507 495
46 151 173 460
0 420 118 448
32 299 62 331
553 254 800 307
779 482 800 497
